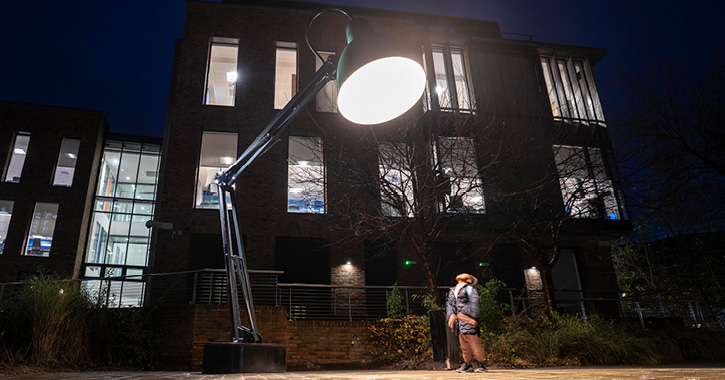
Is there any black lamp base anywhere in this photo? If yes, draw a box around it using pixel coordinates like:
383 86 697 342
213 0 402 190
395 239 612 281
202 342 287 373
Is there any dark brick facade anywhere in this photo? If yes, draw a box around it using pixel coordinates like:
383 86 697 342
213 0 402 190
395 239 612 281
0 102 107 282
151 0 631 301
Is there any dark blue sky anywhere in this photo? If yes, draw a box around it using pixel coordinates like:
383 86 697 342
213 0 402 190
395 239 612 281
1 1 722 137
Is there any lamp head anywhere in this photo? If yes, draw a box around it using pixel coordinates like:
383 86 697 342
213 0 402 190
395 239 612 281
336 18 426 125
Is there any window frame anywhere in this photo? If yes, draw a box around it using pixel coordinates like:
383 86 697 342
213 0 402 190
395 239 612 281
287 136 326 214
203 37 240 107
541 55 605 126
4 131 31 183
424 44 475 114
433 136 485 214
553 144 621 220
195 131 238 209
52 138 81 187
274 42 299 110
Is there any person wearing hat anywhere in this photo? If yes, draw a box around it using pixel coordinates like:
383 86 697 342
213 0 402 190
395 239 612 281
446 273 487 373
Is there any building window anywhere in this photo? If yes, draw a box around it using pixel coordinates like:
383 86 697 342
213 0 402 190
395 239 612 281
553 145 619 219
424 45 474 113
204 37 239 106
540 56 605 125
25 202 59 257
0 200 13 255
274 42 298 109
434 137 485 214
82 140 160 307
316 51 338 113
378 142 414 217
52 138 80 187
288 136 324 214
196 132 237 209
4 132 30 183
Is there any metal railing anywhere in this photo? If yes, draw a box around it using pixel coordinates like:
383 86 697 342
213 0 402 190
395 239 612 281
2 269 723 330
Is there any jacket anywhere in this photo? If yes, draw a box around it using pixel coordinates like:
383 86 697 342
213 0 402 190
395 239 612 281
445 284 480 335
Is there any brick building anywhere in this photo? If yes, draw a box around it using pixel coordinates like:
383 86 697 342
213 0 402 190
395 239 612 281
150 0 631 316
1 0 634 369
0 102 107 283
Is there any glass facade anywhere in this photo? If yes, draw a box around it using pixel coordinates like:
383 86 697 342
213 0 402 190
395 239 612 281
82 139 160 307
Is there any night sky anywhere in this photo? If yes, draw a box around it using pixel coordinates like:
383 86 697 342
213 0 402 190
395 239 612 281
1 1 723 137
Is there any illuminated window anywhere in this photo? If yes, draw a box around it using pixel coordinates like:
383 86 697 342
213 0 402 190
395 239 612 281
83 139 160 307
424 46 474 113
540 56 605 125
378 142 414 217
0 200 13 255
25 202 59 257
196 132 237 209
4 132 30 183
288 137 325 214
275 42 298 109
316 51 338 113
434 137 485 214
204 37 239 106
52 138 80 187
553 145 619 219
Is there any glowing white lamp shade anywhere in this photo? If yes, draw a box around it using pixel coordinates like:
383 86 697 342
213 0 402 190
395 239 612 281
336 18 426 125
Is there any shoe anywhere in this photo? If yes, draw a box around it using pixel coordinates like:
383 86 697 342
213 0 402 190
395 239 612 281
456 363 473 372
474 363 487 373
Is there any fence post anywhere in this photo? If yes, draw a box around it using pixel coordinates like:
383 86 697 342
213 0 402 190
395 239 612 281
405 288 410 316
191 272 198 304
579 300 588 326
635 301 645 329
509 289 515 314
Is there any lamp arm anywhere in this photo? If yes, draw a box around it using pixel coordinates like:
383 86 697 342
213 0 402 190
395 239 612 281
213 54 337 343
216 55 337 188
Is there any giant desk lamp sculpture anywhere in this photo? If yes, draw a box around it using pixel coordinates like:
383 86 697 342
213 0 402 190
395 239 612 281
205 8 425 373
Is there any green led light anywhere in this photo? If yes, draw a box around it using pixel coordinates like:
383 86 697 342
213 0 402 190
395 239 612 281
405 260 411 265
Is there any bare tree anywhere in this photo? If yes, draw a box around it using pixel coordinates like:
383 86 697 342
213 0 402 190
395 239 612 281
615 56 725 235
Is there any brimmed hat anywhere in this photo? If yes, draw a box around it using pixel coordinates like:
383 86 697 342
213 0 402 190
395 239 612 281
456 273 478 286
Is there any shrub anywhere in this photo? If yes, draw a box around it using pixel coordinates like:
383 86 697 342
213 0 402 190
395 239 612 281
0 274 163 368
0 274 92 364
386 282 405 319
367 315 431 368
475 279 510 333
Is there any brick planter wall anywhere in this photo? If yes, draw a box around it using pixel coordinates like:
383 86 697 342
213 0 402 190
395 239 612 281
175 304 375 371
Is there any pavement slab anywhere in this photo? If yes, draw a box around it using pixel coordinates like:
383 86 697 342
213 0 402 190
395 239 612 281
3 366 725 380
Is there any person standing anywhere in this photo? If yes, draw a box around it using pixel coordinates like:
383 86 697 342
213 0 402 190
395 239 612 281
446 273 487 373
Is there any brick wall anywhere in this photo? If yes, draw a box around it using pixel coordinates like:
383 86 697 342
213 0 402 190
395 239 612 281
161 304 375 371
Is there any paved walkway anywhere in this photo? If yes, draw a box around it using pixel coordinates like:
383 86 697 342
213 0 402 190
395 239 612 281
4 366 725 380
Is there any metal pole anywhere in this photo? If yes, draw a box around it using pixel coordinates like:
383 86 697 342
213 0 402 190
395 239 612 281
191 272 198 304
579 300 588 325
